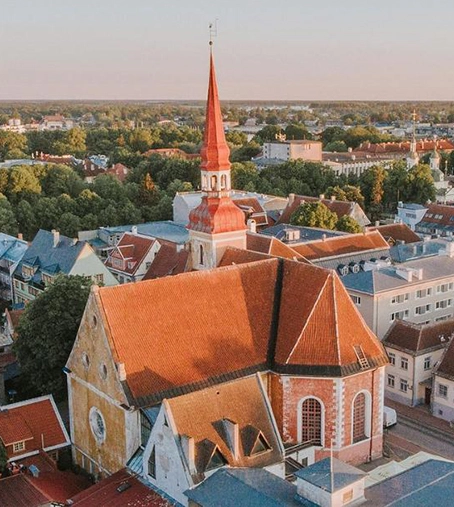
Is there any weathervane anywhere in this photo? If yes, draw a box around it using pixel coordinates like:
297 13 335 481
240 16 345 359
209 19 218 47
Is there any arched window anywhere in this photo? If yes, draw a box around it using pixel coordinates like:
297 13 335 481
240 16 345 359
211 175 217 190
202 175 208 190
301 398 322 445
352 393 366 443
220 174 227 189
199 245 204 266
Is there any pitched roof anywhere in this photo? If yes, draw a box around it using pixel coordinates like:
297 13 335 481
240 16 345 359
69 469 175 506
246 232 307 260
368 223 421 245
105 233 156 275
356 139 454 154
18 229 84 277
275 262 387 374
278 195 365 225
233 197 268 226
0 233 28 264
143 243 189 280
291 231 389 261
166 376 282 472
219 247 275 267
0 395 70 459
0 475 49 507
384 319 454 354
420 203 454 227
95 258 387 406
435 332 454 381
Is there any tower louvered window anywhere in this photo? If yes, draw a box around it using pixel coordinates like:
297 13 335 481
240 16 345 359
353 393 366 443
301 398 322 445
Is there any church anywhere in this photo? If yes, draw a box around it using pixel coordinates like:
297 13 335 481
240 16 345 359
65 46 388 502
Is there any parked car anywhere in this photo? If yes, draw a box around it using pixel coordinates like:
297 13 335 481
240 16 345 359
383 406 397 427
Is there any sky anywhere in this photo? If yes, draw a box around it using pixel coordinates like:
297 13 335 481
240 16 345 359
1 0 454 101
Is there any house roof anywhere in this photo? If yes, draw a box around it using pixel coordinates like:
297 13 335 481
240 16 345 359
143 243 190 280
419 203 454 228
184 468 302 507
278 195 368 226
246 232 307 260
368 224 421 245
17 229 84 278
295 457 365 493
233 197 268 226
0 233 28 264
94 257 387 406
383 319 454 354
0 475 49 507
6 308 24 331
355 139 454 154
219 247 275 267
99 221 189 245
69 469 175 506
291 231 389 261
166 376 282 473
105 233 157 275
435 332 454 381
261 224 346 243
0 395 70 459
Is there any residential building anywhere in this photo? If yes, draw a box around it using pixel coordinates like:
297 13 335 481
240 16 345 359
104 231 161 284
105 162 130 183
262 139 323 162
355 138 454 158
341 249 454 339
396 202 428 231
142 243 190 280
433 332 454 422
39 114 74 131
0 395 70 463
367 223 421 245
415 203 454 237
323 151 395 177
278 193 371 228
383 319 451 406
13 229 117 304
0 233 28 302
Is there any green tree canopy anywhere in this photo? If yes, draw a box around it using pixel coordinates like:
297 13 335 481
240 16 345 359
14 275 92 400
0 440 7 473
290 201 338 230
336 215 362 233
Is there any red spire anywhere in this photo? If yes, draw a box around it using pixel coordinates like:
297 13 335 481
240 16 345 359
200 51 231 172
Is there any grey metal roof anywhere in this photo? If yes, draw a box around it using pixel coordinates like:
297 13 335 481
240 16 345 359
342 256 454 295
365 459 454 506
17 229 85 277
101 221 189 245
261 224 345 244
295 457 365 493
0 233 28 264
185 468 303 507
315 249 390 271
390 239 450 263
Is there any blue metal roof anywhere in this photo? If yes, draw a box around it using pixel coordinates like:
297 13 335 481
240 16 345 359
185 468 303 507
341 270 376 294
0 233 28 264
295 458 365 493
261 224 345 244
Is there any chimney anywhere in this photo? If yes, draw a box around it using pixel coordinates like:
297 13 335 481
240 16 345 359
131 225 138 235
17 233 23 241
51 229 60 248
375 221 380 227
330 195 336 201
181 435 196 474
319 194 325 200
247 219 257 233
288 193 295 205
223 418 240 460
117 362 127 381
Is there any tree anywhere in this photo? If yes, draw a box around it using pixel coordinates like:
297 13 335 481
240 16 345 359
0 440 7 473
138 173 159 206
58 212 81 237
231 162 259 190
14 275 92 400
336 215 362 233
407 164 436 204
15 199 37 239
284 124 312 140
0 195 18 236
7 165 41 201
324 140 348 152
290 202 337 230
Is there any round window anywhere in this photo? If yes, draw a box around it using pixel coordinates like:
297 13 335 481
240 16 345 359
89 407 106 444
82 353 90 369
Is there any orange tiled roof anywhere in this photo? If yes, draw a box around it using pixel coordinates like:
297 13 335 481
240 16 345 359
368 223 421 244
246 232 307 261
143 243 189 280
355 139 454 154
275 262 387 370
291 231 389 260
277 195 360 225
96 258 387 406
105 233 156 275
166 376 282 473
421 203 454 227
219 246 275 266
0 396 69 459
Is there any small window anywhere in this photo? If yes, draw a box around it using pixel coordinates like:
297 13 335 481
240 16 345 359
387 374 395 388
438 384 448 398
92 315 97 328
148 447 156 478
388 352 395 366
424 356 431 371
400 379 408 393
13 441 25 452
250 433 271 455
350 295 361 306
199 245 204 266
82 353 90 369
206 447 227 471
99 364 108 380
343 489 354 504
400 357 408 370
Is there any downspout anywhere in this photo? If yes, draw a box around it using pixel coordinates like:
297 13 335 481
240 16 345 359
369 368 377 462
412 354 417 407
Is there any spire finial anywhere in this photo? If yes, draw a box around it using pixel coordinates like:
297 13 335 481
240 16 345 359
209 20 218 48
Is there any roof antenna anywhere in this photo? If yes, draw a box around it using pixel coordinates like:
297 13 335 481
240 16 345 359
209 19 218 48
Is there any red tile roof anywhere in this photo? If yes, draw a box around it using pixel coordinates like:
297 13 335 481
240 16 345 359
291 231 389 260
368 223 421 244
95 257 387 406
0 475 48 507
275 262 387 370
219 247 276 267
233 197 268 226
187 195 247 234
384 319 454 354
6 308 24 331
420 203 454 226
70 469 175 506
0 396 69 460
166 376 282 473
143 243 189 280
278 195 360 225
246 233 306 260
355 139 454 154
105 233 156 275
105 163 129 183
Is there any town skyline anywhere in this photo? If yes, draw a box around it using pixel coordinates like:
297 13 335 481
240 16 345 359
2 0 454 101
